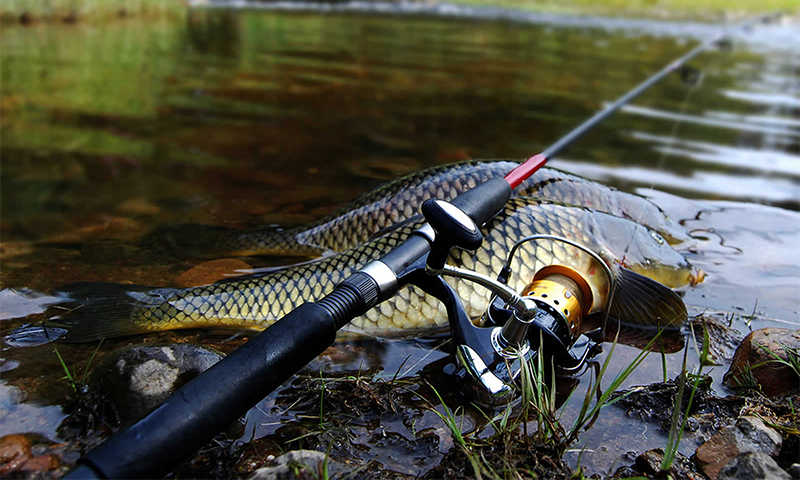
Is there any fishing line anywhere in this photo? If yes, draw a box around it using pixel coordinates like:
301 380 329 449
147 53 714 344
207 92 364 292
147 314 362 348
615 25 746 320
619 40 712 265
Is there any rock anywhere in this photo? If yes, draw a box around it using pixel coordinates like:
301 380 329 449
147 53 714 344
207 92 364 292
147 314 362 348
0 434 31 474
0 434 62 475
716 452 791 480
694 416 783 480
605 448 710 480
174 258 252 288
90 344 224 425
724 328 800 397
634 448 705 479
788 463 800 478
248 450 348 480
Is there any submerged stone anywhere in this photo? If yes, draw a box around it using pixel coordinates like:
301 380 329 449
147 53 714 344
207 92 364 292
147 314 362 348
90 343 224 425
0 434 63 476
174 258 253 288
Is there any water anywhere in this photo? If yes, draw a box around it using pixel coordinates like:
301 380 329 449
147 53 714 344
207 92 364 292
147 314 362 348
1 6 798 477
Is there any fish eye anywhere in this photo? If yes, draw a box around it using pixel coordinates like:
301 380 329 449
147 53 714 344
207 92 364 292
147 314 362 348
649 230 665 245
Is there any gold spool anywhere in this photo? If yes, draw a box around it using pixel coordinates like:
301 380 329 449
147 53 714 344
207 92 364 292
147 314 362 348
521 265 594 336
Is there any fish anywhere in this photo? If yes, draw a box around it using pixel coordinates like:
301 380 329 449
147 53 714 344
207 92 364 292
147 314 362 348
9 197 698 343
158 160 690 258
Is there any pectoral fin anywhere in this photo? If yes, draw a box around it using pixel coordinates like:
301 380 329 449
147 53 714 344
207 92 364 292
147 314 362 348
608 268 688 328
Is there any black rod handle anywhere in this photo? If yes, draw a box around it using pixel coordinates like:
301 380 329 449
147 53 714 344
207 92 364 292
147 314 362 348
70 301 339 479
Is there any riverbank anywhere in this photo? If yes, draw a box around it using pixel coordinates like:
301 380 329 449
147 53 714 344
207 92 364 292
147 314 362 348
2 0 798 25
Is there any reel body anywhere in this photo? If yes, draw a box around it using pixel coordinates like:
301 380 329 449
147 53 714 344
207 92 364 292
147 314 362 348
417 199 615 405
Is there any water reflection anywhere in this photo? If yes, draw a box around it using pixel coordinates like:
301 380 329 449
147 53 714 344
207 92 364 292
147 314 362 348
0 383 67 439
551 159 800 206
619 104 798 137
1 6 799 478
722 89 800 108
630 132 800 176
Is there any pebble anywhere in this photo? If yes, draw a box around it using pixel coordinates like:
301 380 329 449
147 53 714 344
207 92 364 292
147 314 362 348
0 434 61 475
694 416 783 480
247 450 347 480
633 448 704 479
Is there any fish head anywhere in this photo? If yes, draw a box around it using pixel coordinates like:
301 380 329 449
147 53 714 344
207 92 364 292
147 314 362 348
614 192 692 246
590 212 701 289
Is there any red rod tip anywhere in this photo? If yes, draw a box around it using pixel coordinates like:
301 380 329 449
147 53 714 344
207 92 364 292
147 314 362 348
504 154 548 189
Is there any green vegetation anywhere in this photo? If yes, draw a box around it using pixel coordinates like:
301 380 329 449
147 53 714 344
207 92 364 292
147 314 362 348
1 0 182 24
422 328 667 478
660 346 703 472
757 342 800 379
2 0 796 25
53 342 102 394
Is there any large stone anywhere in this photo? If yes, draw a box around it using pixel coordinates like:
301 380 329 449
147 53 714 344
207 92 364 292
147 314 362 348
90 343 224 425
724 328 800 397
694 416 783 480
717 452 791 480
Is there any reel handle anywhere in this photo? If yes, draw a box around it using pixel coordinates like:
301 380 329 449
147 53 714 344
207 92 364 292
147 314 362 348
421 199 483 270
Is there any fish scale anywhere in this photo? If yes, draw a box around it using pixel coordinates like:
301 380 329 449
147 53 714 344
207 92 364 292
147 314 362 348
217 161 689 258
122 197 691 338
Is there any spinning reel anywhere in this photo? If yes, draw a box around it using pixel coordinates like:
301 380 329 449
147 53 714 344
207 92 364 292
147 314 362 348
419 198 616 406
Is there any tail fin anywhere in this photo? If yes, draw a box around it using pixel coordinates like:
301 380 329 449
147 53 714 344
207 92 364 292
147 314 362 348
608 268 688 328
6 283 177 344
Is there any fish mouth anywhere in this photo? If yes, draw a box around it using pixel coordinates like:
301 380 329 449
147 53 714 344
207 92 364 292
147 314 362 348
689 268 707 286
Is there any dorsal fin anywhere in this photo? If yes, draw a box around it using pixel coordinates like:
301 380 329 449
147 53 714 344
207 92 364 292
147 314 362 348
609 268 688 328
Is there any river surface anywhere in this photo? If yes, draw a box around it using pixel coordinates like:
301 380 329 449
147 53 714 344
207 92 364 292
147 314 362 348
1 4 798 477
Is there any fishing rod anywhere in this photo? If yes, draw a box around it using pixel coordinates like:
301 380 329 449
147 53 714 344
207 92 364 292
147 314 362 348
505 10 779 187
64 10 781 480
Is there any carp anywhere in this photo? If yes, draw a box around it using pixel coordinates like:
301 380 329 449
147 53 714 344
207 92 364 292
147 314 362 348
10 197 699 343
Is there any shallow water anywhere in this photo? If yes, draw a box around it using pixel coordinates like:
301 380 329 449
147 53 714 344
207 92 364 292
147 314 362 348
1 5 798 477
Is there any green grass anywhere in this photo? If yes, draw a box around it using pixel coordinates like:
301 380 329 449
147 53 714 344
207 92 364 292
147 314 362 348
756 342 800 379
53 342 103 394
425 382 486 479
565 326 662 446
423 326 667 479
